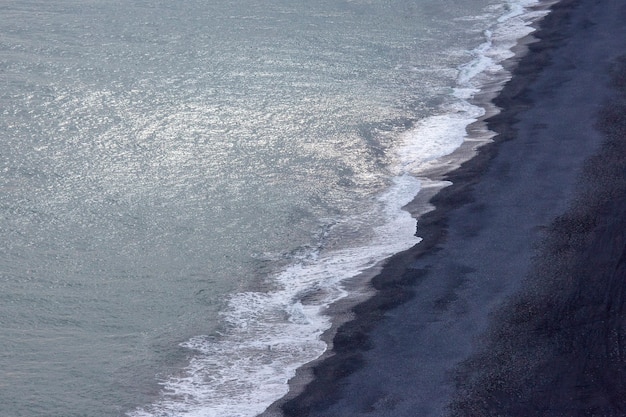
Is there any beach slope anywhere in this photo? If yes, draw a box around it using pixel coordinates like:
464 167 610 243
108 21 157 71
268 0 626 415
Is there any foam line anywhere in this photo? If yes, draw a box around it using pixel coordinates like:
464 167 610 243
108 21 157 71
127 2 551 416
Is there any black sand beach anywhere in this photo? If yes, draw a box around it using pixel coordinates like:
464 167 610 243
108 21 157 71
264 0 626 415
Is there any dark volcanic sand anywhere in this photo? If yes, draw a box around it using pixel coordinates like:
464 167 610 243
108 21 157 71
267 0 626 416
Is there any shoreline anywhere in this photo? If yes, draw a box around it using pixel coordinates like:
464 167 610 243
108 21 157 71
259 1 550 414
263 0 626 415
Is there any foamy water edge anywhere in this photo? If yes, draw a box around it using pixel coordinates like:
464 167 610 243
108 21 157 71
127 2 552 416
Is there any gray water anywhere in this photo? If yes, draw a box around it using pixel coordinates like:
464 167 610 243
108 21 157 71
0 1 544 416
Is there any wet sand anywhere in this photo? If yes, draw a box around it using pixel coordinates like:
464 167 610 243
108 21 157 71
265 0 626 415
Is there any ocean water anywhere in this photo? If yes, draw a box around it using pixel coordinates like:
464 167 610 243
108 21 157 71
0 0 548 416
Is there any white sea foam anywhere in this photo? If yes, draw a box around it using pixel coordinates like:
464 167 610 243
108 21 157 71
396 100 485 175
397 0 550 176
128 175 421 417
127 1 552 416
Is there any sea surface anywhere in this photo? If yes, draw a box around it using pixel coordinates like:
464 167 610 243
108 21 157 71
0 1 547 416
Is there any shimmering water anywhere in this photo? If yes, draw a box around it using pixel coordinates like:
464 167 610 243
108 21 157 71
0 1 547 415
